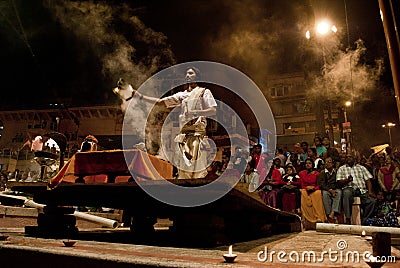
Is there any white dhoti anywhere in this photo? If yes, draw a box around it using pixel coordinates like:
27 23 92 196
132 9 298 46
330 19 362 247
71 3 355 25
162 86 217 179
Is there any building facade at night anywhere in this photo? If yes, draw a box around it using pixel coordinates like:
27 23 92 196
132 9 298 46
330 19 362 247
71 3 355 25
264 72 342 150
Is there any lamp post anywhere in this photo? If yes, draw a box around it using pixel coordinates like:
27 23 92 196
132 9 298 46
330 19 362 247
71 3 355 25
306 20 337 146
382 122 396 147
343 101 352 153
55 117 60 132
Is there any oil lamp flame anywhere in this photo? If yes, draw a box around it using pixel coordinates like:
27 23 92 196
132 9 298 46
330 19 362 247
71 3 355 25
223 245 237 263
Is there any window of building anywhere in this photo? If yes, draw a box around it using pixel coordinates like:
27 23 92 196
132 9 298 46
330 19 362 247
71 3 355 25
284 123 292 129
283 85 289 95
270 84 291 97
276 88 283 96
270 87 276 96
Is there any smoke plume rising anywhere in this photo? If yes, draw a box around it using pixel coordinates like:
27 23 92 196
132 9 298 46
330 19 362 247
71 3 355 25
208 0 313 84
309 39 383 103
43 1 175 88
41 1 176 150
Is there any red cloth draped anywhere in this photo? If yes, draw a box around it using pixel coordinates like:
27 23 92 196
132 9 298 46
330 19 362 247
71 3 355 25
380 165 396 191
48 149 172 189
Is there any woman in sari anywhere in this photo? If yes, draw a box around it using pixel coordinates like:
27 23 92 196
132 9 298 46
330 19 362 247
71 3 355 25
299 158 327 224
378 155 400 201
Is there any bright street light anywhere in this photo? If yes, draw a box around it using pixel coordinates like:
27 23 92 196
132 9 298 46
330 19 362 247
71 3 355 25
345 101 352 107
317 21 330 35
316 20 337 36
382 122 396 147
306 20 337 39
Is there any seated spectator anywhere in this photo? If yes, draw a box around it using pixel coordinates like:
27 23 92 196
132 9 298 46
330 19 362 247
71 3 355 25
220 152 230 173
317 157 342 223
286 152 302 173
274 148 287 167
377 155 400 201
314 158 325 173
223 162 241 180
365 191 399 227
240 160 260 192
204 161 220 180
307 147 317 162
299 141 309 164
313 136 327 158
321 136 339 163
233 146 248 174
337 154 376 225
276 164 301 212
267 158 285 180
212 161 223 177
299 158 327 223
258 158 284 208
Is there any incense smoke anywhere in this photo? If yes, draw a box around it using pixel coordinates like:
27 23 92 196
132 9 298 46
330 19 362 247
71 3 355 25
308 39 383 103
208 0 314 83
43 1 175 88
42 1 176 153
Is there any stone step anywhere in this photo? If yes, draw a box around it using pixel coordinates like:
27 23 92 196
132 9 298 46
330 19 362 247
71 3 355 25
0 205 38 218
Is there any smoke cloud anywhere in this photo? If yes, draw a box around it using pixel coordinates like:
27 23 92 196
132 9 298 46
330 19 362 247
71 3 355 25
41 1 176 151
207 1 383 102
309 39 383 103
208 0 313 83
43 1 175 88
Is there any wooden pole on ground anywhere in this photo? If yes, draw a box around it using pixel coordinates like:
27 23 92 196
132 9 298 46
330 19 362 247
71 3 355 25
316 223 400 235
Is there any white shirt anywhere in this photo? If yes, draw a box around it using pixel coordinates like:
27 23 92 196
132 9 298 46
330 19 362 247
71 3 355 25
161 87 217 129
240 171 260 192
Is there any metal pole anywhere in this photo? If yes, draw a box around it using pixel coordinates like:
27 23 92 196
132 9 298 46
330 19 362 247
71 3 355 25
344 107 351 153
346 132 351 153
322 45 334 147
316 98 325 137
378 0 400 123
327 100 334 147
388 127 393 147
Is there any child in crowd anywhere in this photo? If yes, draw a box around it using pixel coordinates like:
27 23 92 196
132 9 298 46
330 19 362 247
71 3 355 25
365 191 399 227
240 160 260 192
276 164 301 212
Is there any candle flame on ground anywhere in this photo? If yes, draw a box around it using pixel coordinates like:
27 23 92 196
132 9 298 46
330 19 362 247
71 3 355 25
229 245 233 256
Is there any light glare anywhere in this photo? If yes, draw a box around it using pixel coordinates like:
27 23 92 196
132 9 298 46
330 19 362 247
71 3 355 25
317 21 329 35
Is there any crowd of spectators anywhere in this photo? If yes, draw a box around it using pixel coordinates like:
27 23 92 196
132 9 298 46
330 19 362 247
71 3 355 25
205 137 400 227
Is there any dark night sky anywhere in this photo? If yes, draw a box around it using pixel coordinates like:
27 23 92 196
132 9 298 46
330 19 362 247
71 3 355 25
0 0 398 150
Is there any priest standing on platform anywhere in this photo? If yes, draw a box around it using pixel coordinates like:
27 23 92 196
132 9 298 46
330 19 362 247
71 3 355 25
129 67 217 179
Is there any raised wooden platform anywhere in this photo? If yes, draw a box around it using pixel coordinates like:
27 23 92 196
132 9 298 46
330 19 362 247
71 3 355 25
8 180 301 245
